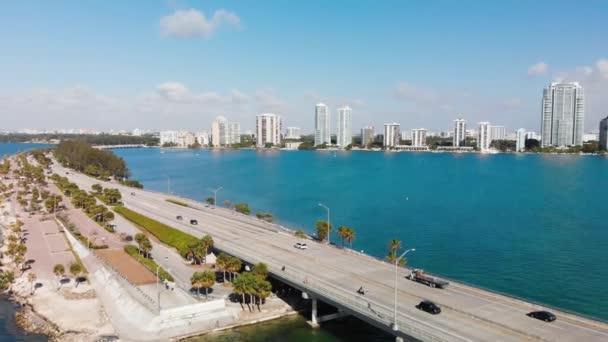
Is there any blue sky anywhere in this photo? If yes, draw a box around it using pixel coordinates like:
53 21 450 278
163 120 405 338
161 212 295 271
1 1 607 133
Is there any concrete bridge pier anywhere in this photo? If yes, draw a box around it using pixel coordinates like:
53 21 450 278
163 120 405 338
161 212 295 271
311 298 319 327
395 337 404 342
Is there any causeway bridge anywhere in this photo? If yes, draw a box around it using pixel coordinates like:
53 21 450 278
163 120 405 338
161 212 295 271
93 144 149 150
52 163 608 342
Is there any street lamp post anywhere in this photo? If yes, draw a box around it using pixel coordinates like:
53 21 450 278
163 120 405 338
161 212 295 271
212 186 223 208
393 248 415 331
317 203 330 244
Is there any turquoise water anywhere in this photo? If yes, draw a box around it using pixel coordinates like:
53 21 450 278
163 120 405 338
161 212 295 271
115 148 608 322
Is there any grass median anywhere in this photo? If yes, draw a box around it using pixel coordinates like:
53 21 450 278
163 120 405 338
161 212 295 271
165 198 189 207
113 205 198 256
124 245 174 282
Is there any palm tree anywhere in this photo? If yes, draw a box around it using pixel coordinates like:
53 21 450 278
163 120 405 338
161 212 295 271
254 279 272 309
216 253 230 283
295 230 307 239
315 220 332 242
69 262 83 287
134 233 152 257
228 257 242 282
200 270 216 299
337 226 347 246
190 272 203 297
389 239 402 253
53 264 65 290
232 274 247 308
27 272 37 294
252 262 269 281
200 235 214 264
344 228 356 248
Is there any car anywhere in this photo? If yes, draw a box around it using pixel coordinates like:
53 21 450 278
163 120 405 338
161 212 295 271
190 219 198 225
294 242 308 250
416 300 441 315
527 311 556 322
176 215 183 220
130 192 136 196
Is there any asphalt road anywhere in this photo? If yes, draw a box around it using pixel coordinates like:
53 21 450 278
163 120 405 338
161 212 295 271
52 162 608 342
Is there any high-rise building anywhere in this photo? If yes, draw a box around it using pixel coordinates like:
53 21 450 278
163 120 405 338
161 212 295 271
525 131 540 141
212 116 240 147
336 106 352 148
478 122 491 151
285 127 301 139
383 123 400 148
412 128 427 147
516 128 526 152
541 82 585 147
256 113 282 147
314 103 330 146
453 118 466 147
401 131 413 141
196 132 210 146
490 126 506 141
600 116 608 151
360 126 375 147
160 131 179 146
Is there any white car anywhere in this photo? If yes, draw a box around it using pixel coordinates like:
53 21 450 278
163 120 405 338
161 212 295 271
294 242 308 250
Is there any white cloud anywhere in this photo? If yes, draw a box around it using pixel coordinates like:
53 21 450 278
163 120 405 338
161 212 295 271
596 59 608 78
160 9 240 38
527 62 548 77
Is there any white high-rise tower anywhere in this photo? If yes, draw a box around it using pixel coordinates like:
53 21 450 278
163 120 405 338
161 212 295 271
541 82 585 147
516 128 526 152
315 103 330 146
336 106 352 148
384 123 401 148
478 122 491 151
453 119 466 147
256 113 282 147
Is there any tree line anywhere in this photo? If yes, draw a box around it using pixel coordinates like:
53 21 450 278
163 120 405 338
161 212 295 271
54 140 130 179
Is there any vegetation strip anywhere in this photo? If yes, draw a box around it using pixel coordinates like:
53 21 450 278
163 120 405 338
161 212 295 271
124 245 174 282
113 205 198 256
165 198 189 207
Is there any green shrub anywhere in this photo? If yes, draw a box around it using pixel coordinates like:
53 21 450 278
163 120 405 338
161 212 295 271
113 205 198 256
124 245 174 282
165 198 189 207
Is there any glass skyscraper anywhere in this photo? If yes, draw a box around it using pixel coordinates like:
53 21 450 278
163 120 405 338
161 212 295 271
541 82 585 147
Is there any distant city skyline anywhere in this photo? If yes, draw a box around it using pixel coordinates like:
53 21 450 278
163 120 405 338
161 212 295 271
1 2 607 132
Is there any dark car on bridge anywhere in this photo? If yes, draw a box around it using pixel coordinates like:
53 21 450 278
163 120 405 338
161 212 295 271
527 311 556 322
176 215 183 220
190 219 198 225
416 300 441 315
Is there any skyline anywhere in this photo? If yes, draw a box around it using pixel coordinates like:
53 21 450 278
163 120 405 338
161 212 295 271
1 1 608 132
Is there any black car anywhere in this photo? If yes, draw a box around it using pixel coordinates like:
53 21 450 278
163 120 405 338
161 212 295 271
527 311 556 322
416 300 441 315
176 215 183 220
190 219 198 225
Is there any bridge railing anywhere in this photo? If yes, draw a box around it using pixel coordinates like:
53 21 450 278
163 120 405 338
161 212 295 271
218 243 456 342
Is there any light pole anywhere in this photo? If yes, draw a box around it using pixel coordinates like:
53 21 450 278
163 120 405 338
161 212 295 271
317 203 330 244
393 248 415 331
212 186 223 208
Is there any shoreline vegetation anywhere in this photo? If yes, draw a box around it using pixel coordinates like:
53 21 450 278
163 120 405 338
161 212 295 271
1 133 606 155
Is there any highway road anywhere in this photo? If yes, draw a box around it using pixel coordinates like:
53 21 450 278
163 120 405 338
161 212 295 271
52 162 608 342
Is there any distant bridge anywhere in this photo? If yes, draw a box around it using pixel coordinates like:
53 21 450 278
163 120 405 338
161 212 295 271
93 144 150 150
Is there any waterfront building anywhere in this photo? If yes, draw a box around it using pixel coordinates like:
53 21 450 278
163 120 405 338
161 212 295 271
401 131 413 141
285 127 301 139
525 131 540 141
256 113 282 147
132 128 142 136
360 126 375 147
600 117 608 150
212 116 241 147
383 123 400 148
582 131 599 142
177 131 196 147
478 122 491 151
160 130 179 146
490 126 506 141
412 128 427 147
453 118 466 147
516 128 526 152
314 103 330 146
336 106 352 148
541 82 585 147
284 141 302 150
196 132 210 146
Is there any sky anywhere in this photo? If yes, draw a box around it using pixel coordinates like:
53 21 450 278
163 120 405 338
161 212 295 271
1 0 607 133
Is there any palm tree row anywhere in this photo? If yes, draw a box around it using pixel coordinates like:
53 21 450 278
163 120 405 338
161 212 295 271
337 226 356 248
186 234 214 264
386 239 406 265
215 252 242 283
190 270 216 299
232 262 272 311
